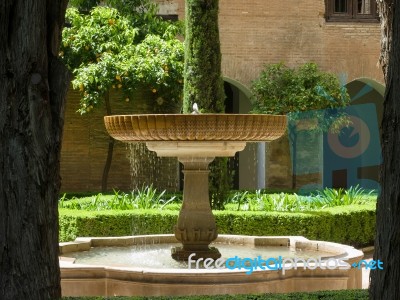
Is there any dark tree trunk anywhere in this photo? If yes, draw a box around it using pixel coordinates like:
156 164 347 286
370 1 400 299
0 1 69 299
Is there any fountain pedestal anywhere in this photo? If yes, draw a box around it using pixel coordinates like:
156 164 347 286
147 141 246 260
172 157 218 260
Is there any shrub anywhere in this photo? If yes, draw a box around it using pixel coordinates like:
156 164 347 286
59 186 177 211
251 62 349 115
315 185 376 206
59 209 179 242
59 204 375 247
227 187 377 212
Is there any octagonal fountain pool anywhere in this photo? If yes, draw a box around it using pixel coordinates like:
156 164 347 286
59 234 363 297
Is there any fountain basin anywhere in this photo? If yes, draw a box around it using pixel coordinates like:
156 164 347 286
103 114 287 142
60 234 363 297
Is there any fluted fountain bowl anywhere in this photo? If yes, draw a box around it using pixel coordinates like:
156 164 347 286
104 114 287 142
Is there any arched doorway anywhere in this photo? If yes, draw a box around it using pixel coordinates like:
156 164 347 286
223 77 262 190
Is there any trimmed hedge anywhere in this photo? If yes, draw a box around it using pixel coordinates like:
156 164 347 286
215 205 376 246
59 204 375 247
59 209 178 242
62 289 368 299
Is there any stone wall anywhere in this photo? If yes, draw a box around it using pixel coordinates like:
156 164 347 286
155 0 383 85
60 87 179 193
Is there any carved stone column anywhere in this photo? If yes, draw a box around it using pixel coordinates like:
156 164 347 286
172 157 220 260
146 141 247 261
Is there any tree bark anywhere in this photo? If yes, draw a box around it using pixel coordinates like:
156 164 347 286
0 1 69 299
370 1 400 299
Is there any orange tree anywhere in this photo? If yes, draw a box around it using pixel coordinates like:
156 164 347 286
61 5 184 190
61 6 184 113
251 62 350 189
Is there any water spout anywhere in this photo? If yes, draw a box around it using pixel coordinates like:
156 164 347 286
191 103 200 114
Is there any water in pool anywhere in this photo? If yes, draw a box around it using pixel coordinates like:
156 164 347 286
62 242 333 269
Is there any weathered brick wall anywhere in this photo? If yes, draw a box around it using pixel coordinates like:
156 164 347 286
60 87 179 193
156 0 382 84
220 1 381 85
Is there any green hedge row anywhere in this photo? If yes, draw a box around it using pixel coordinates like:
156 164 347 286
59 204 375 247
62 289 368 299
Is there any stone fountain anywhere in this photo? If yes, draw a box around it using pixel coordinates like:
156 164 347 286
59 112 365 297
103 113 287 260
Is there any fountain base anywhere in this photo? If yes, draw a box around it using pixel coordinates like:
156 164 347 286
60 234 364 297
171 246 221 261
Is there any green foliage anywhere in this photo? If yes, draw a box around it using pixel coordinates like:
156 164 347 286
69 0 100 12
69 0 182 40
251 62 349 115
228 186 377 212
218 205 375 247
59 209 178 242
107 0 183 40
209 157 233 210
183 0 224 113
59 186 177 210
251 62 351 189
59 204 375 247
61 6 184 113
181 0 229 208
61 186 376 213
62 7 137 71
251 62 351 137
315 185 376 206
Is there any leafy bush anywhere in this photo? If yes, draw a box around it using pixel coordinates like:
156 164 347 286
59 209 179 242
59 186 177 211
59 204 375 247
227 186 376 212
251 62 349 115
69 0 178 41
60 187 376 213
61 6 184 113
315 185 376 206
